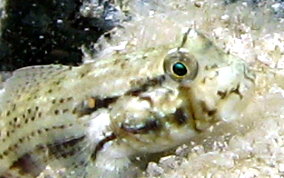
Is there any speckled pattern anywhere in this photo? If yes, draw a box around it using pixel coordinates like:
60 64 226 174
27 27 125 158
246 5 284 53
0 29 254 177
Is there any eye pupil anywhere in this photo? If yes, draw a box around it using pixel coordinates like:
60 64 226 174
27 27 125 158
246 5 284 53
172 62 188 76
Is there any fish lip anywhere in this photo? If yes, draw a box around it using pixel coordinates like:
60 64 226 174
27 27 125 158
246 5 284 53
92 133 117 160
120 119 161 134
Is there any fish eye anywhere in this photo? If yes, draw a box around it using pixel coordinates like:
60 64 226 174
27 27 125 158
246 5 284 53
164 50 198 82
172 62 188 76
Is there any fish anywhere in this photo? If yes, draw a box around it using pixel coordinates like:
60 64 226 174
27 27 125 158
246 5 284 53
0 29 255 178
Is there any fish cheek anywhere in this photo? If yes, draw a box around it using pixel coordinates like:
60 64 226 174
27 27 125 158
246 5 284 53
109 96 160 140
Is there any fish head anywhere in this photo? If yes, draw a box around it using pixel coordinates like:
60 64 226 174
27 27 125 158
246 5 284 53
108 29 255 154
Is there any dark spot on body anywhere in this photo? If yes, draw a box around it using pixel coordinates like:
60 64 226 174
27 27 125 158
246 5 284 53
54 110 59 115
201 78 206 84
6 111 10 116
9 153 43 177
51 136 85 149
72 108 77 114
205 64 218 70
126 75 166 96
31 132 35 137
47 135 86 161
80 73 85 78
59 125 66 129
94 97 118 109
13 143 18 149
126 88 142 97
12 104 16 111
3 151 8 156
63 109 69 113
200 101 217 117
217 90 227 99
67 97 73 101
54 80 61 85
207 109 217 116
173 108 188 125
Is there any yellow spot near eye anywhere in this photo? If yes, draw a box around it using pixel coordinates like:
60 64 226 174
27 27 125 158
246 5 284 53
87 98 96 109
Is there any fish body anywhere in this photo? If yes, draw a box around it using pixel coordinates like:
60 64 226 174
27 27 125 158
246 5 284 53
0 29 254 177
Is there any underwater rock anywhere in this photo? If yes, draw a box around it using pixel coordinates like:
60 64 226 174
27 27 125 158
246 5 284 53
0 0 124 71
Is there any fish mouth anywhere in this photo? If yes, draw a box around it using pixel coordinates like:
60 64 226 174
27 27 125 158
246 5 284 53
92 133 117 160
120 119 161 134
119 106 199 135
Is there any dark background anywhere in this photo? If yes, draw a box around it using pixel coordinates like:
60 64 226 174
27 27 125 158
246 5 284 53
0 0 118 71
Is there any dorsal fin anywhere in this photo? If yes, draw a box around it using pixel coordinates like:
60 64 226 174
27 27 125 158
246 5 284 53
0 65 70 109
